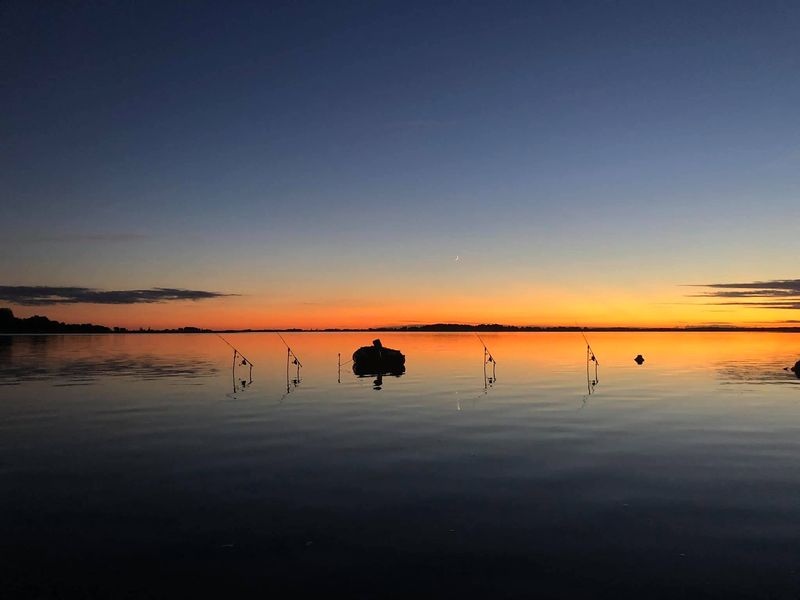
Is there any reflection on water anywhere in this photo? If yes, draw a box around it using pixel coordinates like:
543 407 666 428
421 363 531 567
1 332 800 597
716 359 800 385
0 335 218 386
231 363 253 395
282 360 301 399
352 369 405 391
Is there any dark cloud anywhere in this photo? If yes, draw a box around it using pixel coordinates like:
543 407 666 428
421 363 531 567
696 289 800 298
0 286 235 306
707 301 800 310
691 279 800 295
688 279 800 310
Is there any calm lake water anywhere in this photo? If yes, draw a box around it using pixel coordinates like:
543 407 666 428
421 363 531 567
2 332 800 598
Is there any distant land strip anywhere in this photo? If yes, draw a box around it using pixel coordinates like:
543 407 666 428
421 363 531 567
3 308 800 334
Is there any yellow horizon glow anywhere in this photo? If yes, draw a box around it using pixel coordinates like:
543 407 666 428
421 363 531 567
5 284 794 330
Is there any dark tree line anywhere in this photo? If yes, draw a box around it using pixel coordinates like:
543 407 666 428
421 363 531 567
0 308 111 333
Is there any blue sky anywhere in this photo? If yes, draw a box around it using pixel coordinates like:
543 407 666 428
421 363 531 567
2 0 799 327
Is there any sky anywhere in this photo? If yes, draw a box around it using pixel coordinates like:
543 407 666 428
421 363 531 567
2 0 799 329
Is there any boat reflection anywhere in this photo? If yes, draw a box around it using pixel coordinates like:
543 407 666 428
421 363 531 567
352 363 405 391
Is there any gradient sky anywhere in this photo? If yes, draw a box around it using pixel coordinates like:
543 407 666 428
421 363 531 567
2 1 799 329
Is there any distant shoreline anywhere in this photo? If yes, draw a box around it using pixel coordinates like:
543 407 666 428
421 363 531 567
3 308 800 334
6 328 800 335
212 326 800 333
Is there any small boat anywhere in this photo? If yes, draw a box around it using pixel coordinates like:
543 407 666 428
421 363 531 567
352 339 405 376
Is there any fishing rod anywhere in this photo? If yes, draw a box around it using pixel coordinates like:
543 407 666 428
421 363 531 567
581 331 599 366
275 332 302 367
216 333 254 393
581 331 599 393
216 333 255 367
476 334 497 364
476 333 497 383
276 333 303 393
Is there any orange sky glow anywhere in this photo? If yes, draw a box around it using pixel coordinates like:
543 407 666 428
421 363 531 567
7 285 794 330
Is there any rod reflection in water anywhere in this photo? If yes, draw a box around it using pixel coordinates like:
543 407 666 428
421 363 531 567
285 352 301 395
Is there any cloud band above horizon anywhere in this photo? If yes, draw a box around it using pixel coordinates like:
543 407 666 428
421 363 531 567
689 279 800 310
0 286 235 306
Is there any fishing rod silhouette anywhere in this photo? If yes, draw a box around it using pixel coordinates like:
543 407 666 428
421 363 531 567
276 333 302 393
476 334 497 388
581 332 599 395
216 333 254 393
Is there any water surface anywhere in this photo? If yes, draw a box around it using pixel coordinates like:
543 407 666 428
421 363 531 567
2 332 800 598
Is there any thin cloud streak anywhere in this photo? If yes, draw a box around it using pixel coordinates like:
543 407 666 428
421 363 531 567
689 279 800 295
688 290 800 298
707 301 800 310
30 233 151 243
689 279 800 310
0 286 235 306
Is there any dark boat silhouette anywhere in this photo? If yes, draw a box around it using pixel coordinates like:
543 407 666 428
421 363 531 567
352 339 405 376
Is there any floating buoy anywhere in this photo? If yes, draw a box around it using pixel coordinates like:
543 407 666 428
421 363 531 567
634 355 645 365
